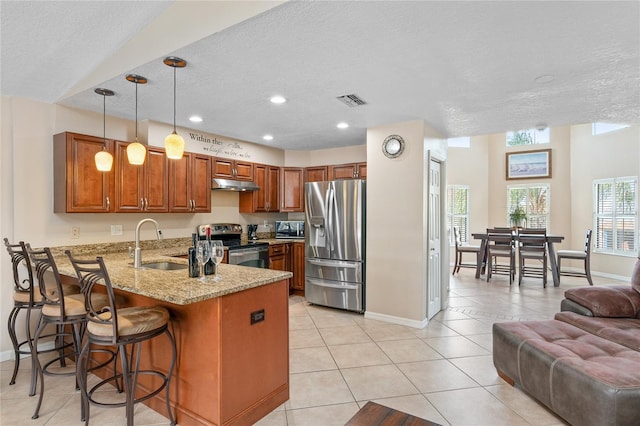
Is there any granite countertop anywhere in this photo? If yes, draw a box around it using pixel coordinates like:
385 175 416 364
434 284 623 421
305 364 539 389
50 240 292 306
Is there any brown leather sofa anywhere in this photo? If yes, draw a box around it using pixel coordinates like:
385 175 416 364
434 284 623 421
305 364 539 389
493 257 640 426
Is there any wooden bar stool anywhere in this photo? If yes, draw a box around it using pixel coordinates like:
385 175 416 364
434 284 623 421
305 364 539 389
486 228 516 284
66 251 176 426
557 229 594 286
517 228 548 287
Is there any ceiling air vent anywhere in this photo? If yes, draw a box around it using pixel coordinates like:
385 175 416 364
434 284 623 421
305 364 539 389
336 94 367 107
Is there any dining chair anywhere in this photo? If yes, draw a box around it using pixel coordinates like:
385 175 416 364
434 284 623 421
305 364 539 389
557 229 593 286
486 228 516 284
517 228 548 287
452 226 481 275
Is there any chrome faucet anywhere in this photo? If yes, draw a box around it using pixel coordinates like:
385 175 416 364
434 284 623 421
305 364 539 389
133 218 162 268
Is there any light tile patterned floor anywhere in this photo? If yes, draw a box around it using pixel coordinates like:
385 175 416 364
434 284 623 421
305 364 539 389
1 272 621 425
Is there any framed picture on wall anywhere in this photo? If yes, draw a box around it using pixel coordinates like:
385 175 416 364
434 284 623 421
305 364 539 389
506 149 552 180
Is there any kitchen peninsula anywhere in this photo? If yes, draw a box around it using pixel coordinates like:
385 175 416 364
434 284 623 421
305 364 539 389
51 241 292 426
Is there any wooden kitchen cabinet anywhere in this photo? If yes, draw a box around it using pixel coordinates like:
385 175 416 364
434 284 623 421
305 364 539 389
269 243 288 271
168 152 211 212
291 242 305 295
280 167 304 212
53 132 115 213
114 142 168 212
305 166 329 182
212 157 254 181
239 163 280 213
330 162 367 180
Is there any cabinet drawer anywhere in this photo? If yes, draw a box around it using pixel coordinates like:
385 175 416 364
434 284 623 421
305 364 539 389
269 244 286 255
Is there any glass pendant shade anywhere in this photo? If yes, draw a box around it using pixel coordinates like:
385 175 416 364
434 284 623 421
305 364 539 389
127 141 146 165
164 131 185 159
95 150 114 171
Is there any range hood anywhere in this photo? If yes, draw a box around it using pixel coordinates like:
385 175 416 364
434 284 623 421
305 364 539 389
211 178 260 191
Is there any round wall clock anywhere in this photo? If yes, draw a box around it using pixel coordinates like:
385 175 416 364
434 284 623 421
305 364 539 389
382 135 405 158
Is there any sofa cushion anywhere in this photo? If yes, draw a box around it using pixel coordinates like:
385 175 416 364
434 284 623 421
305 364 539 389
493 320 640 426
564 286 640 318
555 311 640 351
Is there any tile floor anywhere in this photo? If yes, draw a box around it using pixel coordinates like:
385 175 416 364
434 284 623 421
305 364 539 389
0 271 624 425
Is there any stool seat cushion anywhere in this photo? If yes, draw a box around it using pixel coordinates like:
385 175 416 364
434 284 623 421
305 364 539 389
556 249 586 259
42 293 109 318
88 306 170 337
14 283 80 304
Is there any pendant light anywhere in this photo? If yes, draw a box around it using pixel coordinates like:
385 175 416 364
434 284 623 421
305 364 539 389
163 56 187 160
94 88 115 172
125 74 147 165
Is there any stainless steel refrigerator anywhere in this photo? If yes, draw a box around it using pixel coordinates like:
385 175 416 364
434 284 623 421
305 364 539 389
305 179 365 313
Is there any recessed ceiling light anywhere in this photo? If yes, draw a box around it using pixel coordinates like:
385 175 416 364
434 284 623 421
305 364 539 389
534 74 555 84
263 134 274 141
270 95 287 104
337 122 349 129
189 115 203 123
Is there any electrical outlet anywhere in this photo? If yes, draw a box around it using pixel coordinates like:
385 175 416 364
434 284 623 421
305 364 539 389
71 227 80 239
111 224 123 236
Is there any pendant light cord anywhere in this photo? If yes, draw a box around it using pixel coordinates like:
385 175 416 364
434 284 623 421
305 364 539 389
172 65 177 133
102 93 106 147
135 81 139 140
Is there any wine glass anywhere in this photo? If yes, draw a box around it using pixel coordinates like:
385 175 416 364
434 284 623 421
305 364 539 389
211 240 224 282
196 240 211 281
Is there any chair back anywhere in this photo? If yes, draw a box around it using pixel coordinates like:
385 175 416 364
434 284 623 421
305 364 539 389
453 226 462 249
26 245 68 319
4 239 36 304
584 229 593 256
518 229 547 253
65 251 118 344
486 228 515 250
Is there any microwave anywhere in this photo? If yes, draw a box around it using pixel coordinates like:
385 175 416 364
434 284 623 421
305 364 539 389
275 220 305 239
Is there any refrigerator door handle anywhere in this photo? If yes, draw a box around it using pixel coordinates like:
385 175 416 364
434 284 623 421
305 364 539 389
307 278 359 290
307 259 358 268
326 184 334 254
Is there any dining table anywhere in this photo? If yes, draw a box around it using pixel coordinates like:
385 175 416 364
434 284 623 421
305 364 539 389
471 232 565 287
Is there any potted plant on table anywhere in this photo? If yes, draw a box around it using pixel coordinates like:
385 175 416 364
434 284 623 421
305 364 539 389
509 206 527 229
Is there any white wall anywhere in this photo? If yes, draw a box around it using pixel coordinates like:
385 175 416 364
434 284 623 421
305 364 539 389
366 120 446 326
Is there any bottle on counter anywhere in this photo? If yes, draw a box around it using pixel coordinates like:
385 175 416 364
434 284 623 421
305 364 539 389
188 233 200 278
204 226 215 276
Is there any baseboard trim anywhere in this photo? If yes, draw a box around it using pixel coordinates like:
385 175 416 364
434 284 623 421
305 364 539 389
364 311 429 329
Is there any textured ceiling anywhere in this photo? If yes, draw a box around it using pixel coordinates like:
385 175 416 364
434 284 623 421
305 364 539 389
2 1 639 150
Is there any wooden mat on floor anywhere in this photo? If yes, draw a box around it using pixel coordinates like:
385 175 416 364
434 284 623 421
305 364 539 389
345 401 443 426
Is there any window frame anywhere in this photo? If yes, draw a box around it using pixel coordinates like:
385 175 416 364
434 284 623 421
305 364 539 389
593 176 638 256
447 185 471 245
506 183 550 229
506 128 550 146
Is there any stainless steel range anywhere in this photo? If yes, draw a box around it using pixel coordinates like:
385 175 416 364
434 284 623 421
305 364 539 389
197 223 269 268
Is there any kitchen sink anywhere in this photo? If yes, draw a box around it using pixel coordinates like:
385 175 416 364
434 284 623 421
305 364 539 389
142 261 188 271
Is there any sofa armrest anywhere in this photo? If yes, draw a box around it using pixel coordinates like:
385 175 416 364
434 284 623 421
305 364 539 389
564 286 640 318
560 298 594 316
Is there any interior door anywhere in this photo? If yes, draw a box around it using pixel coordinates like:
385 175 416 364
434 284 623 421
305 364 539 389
427 157 442 319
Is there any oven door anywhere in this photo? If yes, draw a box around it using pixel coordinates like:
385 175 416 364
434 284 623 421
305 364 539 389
228 246 269 269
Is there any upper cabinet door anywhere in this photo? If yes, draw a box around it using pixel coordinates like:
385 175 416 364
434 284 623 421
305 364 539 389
305 166 329 183
168 154 192 212
169 153 211 213
114 143 168 213
54 132 114 213
114 141 145 212
239 163 279 213
213 157 254 181
143 147 169 212
191 153 211 212
329 162 366 180
281 167 304 212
